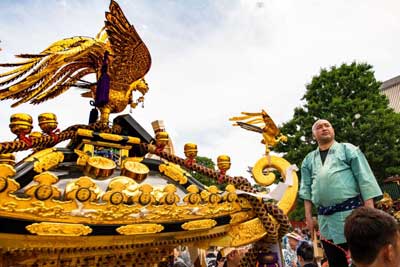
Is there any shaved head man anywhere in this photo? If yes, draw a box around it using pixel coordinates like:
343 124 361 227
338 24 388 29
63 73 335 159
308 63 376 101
299 119 382 267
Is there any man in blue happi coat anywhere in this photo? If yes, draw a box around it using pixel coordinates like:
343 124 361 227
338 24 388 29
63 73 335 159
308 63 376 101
299 119 382 267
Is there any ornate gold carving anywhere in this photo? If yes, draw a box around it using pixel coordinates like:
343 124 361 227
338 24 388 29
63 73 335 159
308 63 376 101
24 172 62 201
84 156 116 179
183 185 201 205
132 184 156 206
229 218 266 246
26 222 92 236
23 148 65 173
75 148 91 166
201 186 221 204
65 176 101 202
230 109 287 154
158 184 179 205
182 219 217 231
159 162 188 184
102 176 137 205
224 184 238 203
230 212 252 224
116 224 164 235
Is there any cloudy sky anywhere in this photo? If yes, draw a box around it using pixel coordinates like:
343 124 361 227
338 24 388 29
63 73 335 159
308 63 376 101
0 0 399 177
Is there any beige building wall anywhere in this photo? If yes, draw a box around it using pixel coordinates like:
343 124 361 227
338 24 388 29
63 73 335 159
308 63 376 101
381 76 400 113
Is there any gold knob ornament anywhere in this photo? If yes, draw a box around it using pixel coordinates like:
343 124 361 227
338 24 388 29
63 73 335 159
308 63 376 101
9 113 33 136
38 113 58 134
184 143 198 158
217 155 231 172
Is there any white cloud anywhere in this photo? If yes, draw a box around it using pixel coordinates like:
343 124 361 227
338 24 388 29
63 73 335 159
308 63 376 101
1 0 400 177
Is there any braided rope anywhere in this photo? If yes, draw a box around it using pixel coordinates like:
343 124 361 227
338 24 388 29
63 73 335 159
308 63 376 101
0 122 121 154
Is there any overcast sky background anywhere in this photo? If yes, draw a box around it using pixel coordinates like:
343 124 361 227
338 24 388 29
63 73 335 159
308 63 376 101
0 0 399 177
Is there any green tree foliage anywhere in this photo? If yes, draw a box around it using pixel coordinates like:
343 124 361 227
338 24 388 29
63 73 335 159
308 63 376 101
277 62 400 184
190 156 219 187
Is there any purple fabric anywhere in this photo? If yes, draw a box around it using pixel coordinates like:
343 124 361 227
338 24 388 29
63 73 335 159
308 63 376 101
94 53 110 107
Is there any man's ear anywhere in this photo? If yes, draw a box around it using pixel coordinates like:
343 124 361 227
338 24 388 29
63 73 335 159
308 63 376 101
383 244 395 263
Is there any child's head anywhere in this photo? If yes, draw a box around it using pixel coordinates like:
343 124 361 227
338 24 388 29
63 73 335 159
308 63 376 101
296 241 314 264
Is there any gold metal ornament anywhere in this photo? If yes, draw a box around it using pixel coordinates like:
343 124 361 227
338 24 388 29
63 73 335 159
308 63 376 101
84 156 116 179
217 155 231 172
116 224 164 235
155 131 169 147
184 143 198 158
65 176 101 202
159 162 188 184
158 184 179 205
24 172 61 201
26 222 92 236
181 219 217 231
38 113 58 134
0 154 15 166
9 113 33 136
29 131 43 138
230 109 287 154
229 218 267 246
0 1 152 125
183 185 201 205
121 160 149 182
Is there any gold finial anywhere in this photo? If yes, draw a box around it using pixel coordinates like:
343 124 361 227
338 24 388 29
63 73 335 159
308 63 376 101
38 113 58 134
184 143 197 166
217 155 230 184
217 155 231 172
155 131 169 146
9 113 33 136
184 143 198 158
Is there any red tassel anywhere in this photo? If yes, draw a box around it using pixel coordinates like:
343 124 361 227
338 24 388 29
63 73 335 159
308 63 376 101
18 134 32 147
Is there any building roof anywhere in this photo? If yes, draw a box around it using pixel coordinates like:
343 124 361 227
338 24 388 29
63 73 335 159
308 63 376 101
380 76 400 112
381 75 400 91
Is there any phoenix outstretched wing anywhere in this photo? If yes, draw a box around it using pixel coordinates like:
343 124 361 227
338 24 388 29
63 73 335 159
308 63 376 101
0 37 106 107
106 0 151 88
235 122 263 134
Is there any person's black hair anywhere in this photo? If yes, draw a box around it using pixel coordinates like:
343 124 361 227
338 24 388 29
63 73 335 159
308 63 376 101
296 241 314 262
344 207 399 265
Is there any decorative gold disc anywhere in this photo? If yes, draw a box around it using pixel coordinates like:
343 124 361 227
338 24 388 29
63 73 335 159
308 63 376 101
84 156 116 179
121 160 149 182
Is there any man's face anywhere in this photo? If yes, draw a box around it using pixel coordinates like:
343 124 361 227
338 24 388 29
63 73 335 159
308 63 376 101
312 120 335 145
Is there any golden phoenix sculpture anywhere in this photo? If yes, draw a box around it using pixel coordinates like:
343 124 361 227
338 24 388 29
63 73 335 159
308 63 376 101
0 0 151 125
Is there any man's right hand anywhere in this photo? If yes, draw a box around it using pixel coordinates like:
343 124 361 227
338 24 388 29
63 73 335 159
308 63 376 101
306 216 315 239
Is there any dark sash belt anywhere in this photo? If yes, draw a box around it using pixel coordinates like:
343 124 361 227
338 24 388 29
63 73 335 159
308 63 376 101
318 195 362 216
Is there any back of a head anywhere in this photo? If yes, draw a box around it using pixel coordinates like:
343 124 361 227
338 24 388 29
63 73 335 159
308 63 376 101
344 207 398 265
296 241 314 262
